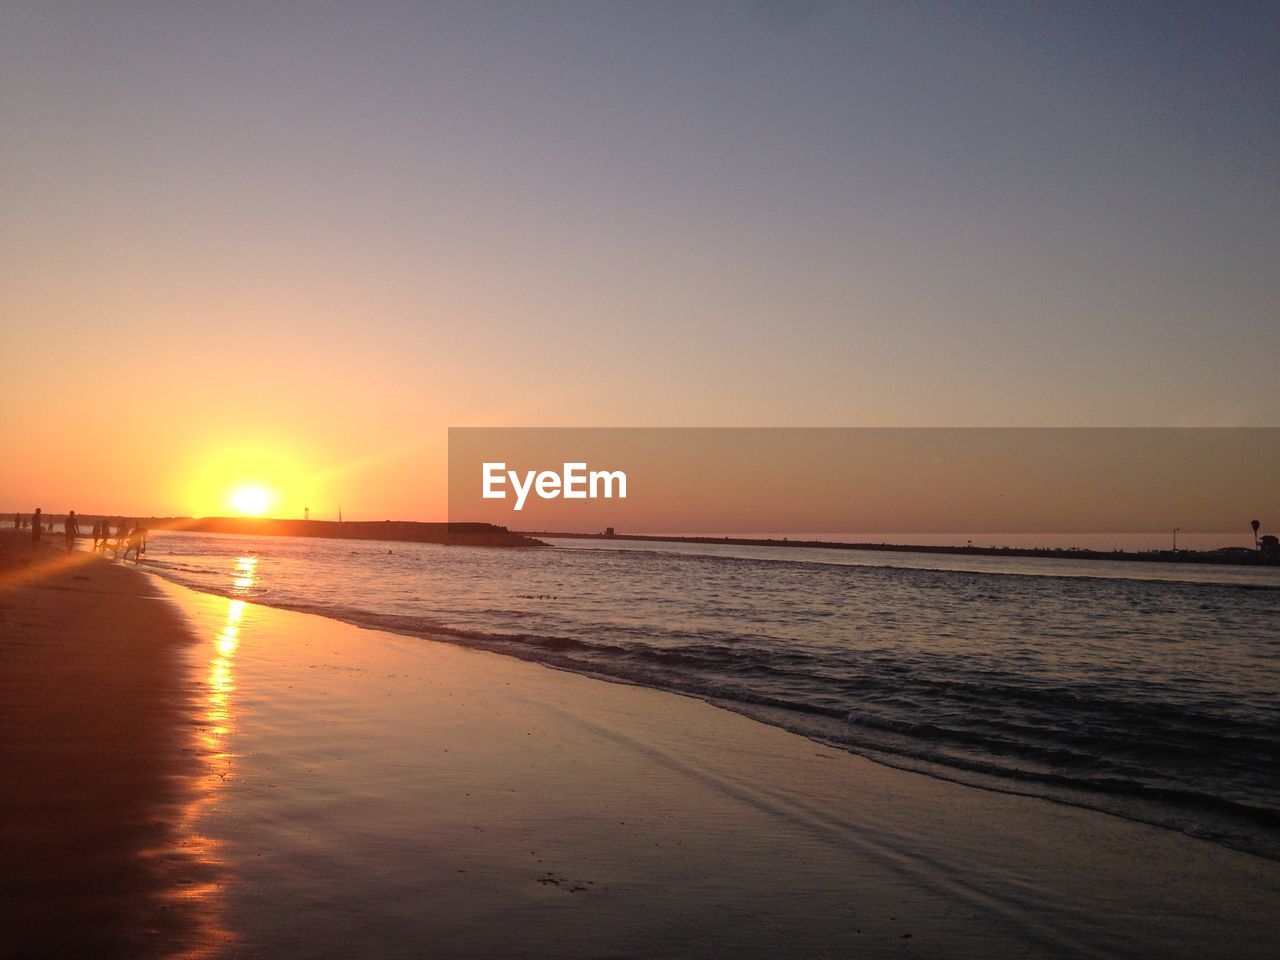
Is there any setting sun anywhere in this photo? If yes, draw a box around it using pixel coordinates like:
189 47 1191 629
178 441 313 520
229 485 273 517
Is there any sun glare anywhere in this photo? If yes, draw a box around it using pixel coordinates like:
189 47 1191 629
229 485 272 517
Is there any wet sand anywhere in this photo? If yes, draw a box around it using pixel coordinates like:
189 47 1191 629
160 579 1280 959
0 530 224 959
4 529 1279 957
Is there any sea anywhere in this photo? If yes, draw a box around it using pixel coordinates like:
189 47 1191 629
143 530 1280 860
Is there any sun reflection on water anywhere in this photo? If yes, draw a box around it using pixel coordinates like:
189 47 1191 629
205 599 242 742
165 564 254 957
231 555 258 593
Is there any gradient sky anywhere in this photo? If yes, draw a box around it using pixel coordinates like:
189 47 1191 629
2 2 1277 519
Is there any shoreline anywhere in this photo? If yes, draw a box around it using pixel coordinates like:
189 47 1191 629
153 575 1280 957
140 555 1280 862
137 535 1280 865
6 531 1279 956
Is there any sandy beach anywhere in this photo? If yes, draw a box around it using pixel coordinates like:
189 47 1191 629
0 530 222 959
3 530 1279 959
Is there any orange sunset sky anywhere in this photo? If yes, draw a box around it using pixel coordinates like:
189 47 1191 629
2 3 1277 520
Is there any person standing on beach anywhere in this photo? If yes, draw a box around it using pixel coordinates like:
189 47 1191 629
122 522 146 562
64 511 79 552
31 508 42 544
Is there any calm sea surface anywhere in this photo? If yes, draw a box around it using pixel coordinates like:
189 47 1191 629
145 531 1280 859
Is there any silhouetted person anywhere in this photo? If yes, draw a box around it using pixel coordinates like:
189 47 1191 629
122 522 145 562
31 508 41 544
64 511 78 553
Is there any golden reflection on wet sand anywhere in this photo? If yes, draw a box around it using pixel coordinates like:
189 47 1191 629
162 561 253 958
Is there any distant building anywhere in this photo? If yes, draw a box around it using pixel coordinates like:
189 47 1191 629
604 527 615 537
1261 534 1279 560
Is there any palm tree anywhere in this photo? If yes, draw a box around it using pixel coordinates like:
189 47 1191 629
1252 519 1261 549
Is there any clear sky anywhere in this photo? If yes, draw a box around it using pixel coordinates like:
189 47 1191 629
2 2 1277 519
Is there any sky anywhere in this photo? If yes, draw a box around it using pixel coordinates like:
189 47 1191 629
2 1 1277 520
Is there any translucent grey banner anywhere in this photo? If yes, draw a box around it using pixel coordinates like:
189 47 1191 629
448 428 1278 537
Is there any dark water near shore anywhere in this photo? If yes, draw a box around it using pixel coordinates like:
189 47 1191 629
144 531 1280 860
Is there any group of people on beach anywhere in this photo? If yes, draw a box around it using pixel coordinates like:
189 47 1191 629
15 509 147 561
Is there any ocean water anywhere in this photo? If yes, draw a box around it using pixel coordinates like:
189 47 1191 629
144 531 1280 860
